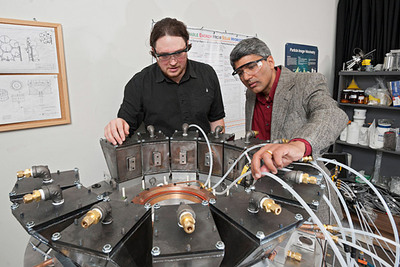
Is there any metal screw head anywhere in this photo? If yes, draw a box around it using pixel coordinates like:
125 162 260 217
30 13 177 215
295 214 303 221
9 191 16 197
153 203 161 209
11 202 19 210
26 221 35 229
151 246 160 256
256 231 265 239
201 200 209 206
215 241 225 250
144 203 151 210
97 195 104 201
51 232 61 241
209 198 216 204
312 200 320 206
103 196 110 202
102 244 112 253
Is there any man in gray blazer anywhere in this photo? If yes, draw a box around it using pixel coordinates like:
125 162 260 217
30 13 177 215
230 38 348 223
230 37 348 179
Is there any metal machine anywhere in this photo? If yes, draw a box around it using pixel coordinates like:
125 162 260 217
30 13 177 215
9 124 398 267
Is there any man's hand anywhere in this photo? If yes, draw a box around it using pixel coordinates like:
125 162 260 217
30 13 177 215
251 141 306 179
104 118 130 145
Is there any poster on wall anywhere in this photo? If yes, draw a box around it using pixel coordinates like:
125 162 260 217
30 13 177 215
285 43 318 73
187 27 252 137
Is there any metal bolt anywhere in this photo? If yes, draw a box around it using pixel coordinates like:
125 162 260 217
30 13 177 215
103 196 110 202
51 232 61 241
76 183 82 189
215 241 225 250
26 221 35 229
186 244 191 252
312 200 320 206
97 195 103 201
209 198 216 204
202 200 209 206
144 203 151 210
153 203 161 209
11 203 19 210
9 191 16 197
295 214 303 221
151 246 160 256
102 244 112 253
256 231 265 239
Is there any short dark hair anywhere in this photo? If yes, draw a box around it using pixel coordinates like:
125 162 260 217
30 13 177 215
150 18 189 55
230 37 272 68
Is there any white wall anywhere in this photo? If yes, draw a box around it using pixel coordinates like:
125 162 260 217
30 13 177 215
1 0 338 265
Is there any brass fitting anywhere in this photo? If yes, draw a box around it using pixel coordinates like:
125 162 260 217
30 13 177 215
301 173 317 184
300 156 313 162
17 169 32 178
81 209 102 229
287 250 302 261
23 190 42 203
180 212 196 234
261 198 282 215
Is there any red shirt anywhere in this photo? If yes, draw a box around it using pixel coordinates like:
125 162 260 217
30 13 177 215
251 67 312 156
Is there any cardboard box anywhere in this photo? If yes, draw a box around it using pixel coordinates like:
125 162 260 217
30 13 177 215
389 80 400 107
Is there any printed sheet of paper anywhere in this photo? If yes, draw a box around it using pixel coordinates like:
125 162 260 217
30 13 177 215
0 75 61 124
0 23 59 73
188 28 251 137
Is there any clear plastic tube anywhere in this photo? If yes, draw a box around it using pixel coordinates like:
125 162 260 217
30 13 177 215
212 143 268 190
259 172 347 267
309 161 356 248
317 157 400 267
338 238 392 267
189 124 213 188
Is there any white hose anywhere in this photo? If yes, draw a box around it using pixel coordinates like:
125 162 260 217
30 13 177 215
317 157 400 267
212 143 268 190
338 238 392 267
309 161 356 247
189 124 213 188
334 227 400 249
260 172 347 267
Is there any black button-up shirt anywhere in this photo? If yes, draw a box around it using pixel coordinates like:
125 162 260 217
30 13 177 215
118 60 225 137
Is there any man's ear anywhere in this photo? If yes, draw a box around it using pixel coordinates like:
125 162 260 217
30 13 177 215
266 56 275 69
150 47 156 57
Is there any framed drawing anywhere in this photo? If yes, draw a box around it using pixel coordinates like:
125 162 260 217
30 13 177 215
0 18 70 132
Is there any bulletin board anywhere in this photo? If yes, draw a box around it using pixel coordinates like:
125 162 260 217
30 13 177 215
0 18 70 132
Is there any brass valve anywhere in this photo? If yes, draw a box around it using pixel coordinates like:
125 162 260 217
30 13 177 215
300 156 313 162
301 173 317 184
287 250 302 261
261 198 282 215
81 209 102 229
17 169 32 178
23 190 42 203
179 212 196 234
177 204 196 234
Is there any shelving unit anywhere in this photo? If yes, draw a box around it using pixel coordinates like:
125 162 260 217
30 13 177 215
334 71 400 179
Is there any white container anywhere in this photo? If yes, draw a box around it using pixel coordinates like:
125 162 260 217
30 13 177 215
358 126 369 146
340 127 347 141
353 117 366 127
375 122 391 148
346 122 359 144
354 108 367 118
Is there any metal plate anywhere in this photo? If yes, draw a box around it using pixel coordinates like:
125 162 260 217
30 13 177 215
10 169 80 202
12 185 100 233
255 165 324 210
142 141 170 175
152 204 224 267
198 142 224 176
170 140 197 172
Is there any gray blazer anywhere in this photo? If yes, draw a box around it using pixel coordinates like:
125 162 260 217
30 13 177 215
245 66 348 158
246 66 348 223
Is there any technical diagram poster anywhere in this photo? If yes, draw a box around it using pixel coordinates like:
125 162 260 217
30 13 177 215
0 23 59 73
0 75 61 124
285 43 318 73
188 27 251 137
